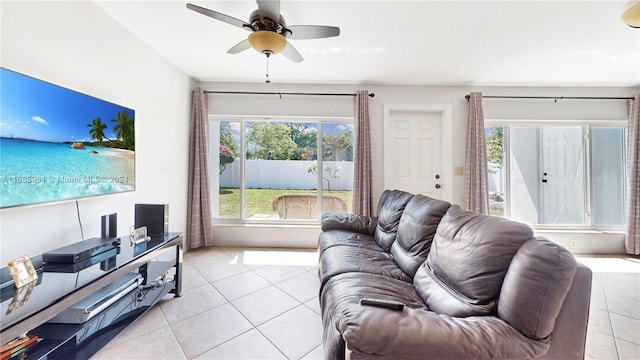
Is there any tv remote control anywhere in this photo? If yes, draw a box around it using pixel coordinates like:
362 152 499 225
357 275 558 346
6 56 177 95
359 298 405 311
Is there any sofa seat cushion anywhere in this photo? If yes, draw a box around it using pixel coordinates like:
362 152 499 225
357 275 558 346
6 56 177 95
374 190 414 251
413 205 534 317
337 301 549 360
320 272 426 360
319 245 411 289
318 230 384 256
390 194 451 277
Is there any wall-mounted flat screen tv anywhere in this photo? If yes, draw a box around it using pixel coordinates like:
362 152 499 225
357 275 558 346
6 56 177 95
0 68 135 208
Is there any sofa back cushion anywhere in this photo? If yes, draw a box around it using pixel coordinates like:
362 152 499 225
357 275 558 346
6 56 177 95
498 238 577 339
390 194 451 277
374 190 414 251
413 205 534 317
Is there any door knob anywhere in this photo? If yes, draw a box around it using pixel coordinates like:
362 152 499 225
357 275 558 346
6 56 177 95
435 184 441 189
435 174 440 179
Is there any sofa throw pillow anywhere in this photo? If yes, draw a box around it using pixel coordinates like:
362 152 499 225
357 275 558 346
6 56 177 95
374 189 414 251
390 194 451 277
413 205 534 317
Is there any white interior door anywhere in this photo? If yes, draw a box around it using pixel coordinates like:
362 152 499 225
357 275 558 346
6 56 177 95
384 104 452 201
541 127 585 224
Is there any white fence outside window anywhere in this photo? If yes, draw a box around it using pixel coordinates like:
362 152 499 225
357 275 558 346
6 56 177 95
219 160 354 191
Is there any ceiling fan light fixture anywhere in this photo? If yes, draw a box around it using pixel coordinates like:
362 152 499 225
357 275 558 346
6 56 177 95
622 2 640 28
248 31 287 55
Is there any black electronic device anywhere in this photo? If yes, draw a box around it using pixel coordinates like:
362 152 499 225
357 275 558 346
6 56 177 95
42 237 121 264
359 298 405 311
101 213 117 239
134 204 169 237
44 247 120 273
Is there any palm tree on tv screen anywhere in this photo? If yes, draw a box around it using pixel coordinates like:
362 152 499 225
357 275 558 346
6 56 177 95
111 110 135 150
87 117 108 145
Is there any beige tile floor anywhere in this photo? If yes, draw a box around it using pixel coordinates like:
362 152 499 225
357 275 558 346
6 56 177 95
578 255 640 360
92 248 639 360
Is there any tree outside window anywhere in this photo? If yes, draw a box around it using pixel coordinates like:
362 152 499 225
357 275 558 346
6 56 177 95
219 122 238 175
485 126 505 216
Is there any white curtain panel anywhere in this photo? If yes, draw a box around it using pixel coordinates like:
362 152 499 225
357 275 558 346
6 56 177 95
353 90 372 216
186 88 214 250
464 92 490 215
626 95 639 255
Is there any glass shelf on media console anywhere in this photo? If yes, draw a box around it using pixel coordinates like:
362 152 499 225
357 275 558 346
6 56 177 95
0 232 182 335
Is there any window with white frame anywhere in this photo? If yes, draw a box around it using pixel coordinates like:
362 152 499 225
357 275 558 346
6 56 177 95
210 117 354 221
485 121 626 228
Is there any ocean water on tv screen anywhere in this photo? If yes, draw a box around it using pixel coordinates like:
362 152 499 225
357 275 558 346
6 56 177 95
0 138 135 208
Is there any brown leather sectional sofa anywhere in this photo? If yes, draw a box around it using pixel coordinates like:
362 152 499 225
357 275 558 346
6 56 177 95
318 189 592 360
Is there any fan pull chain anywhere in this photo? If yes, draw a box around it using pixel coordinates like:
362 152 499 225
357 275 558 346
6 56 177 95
265 53 271 84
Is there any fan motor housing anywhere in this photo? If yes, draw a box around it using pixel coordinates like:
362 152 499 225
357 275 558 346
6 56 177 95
249 10 289 35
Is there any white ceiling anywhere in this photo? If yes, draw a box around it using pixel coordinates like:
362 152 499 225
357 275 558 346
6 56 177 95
95 0 640 87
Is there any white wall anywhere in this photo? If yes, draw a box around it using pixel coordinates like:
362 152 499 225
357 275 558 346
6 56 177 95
205 83 635 200
0 1 193 264
202 81 637 253
1 4 631 258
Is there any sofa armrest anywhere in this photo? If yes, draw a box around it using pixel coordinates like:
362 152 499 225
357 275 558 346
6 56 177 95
535 263 592 360
498 238 577 340
337 306 549 360
321 213 377 235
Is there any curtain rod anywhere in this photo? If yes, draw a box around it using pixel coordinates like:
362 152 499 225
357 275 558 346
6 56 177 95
205 90 375 97
464 94 633 101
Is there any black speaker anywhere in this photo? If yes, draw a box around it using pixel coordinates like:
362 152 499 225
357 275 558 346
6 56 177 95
101 213 117 239
134 204 169 237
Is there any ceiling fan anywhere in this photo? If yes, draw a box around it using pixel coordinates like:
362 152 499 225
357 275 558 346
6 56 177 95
622 2 640 28
186 1 340 63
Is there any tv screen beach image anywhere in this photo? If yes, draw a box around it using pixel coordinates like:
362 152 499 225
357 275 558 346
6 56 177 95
0 68 135 208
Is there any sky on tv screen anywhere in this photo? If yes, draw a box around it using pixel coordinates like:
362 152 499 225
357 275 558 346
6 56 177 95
0 68 133 142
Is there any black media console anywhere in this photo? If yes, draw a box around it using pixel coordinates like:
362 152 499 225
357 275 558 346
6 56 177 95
0 233 183 359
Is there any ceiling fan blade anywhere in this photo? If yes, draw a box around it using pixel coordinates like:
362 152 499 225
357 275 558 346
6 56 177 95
280 42 303 63
256 0 281 21
227 39 252 54
287 25 340 40
186 3 252 31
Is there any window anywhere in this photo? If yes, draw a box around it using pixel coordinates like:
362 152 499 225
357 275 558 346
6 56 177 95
486 122 626 228
210 117 354 221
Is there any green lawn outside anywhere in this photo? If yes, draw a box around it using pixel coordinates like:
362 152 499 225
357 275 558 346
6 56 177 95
490 204 504 217
218 188 353 218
